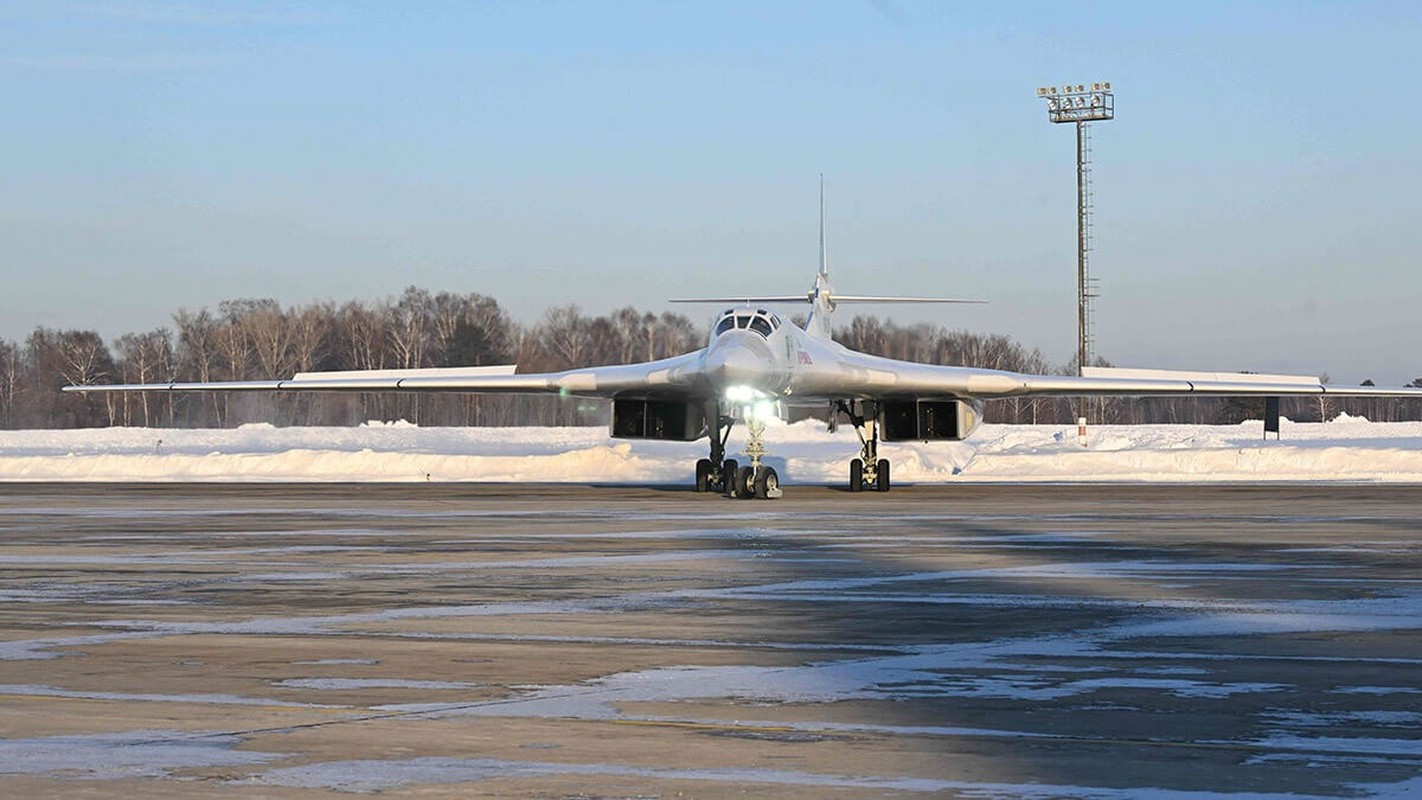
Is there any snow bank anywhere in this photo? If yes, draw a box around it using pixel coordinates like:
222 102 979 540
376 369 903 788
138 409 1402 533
2 417 1421 483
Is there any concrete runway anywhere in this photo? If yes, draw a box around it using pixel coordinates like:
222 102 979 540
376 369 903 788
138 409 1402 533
2 483 1421 798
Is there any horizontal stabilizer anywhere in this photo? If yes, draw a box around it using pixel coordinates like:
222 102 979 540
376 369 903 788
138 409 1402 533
831 295 986 304
670 294 984 304
669 295 812 304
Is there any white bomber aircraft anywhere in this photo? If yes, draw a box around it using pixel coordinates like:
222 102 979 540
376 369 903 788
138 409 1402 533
65 190 1422 499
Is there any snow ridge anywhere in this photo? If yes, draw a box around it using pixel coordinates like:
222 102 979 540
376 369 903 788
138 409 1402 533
2 417 1420 483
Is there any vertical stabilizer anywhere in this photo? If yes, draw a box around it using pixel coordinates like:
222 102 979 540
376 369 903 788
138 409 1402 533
806 175 834 340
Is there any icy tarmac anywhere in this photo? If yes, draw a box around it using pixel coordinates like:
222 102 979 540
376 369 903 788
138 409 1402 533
2 483 1421 798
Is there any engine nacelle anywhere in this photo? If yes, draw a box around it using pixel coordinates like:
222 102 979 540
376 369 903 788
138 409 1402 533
610 399 705 441
878 399 983 442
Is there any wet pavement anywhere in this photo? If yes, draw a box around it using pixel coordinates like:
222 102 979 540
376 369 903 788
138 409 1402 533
1 483 1420 798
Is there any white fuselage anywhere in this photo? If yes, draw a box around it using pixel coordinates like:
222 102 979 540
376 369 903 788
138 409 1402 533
697 305 862 408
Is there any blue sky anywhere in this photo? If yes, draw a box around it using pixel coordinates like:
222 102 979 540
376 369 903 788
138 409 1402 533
2 1 1420 382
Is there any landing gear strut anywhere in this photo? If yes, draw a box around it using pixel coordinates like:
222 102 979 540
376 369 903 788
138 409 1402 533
695 401 780 499
835 400 890 492
738 413 781 500
694 402 740 495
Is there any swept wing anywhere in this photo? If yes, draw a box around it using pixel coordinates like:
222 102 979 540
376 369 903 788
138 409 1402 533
62 353 710 398
802 348 1422 401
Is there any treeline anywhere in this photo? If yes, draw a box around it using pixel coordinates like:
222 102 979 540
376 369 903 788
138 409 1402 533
0 288 1417 430
837 315 1422 425
0 288 698 430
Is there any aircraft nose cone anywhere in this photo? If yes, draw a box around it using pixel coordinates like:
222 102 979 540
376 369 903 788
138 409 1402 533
705 342 762 387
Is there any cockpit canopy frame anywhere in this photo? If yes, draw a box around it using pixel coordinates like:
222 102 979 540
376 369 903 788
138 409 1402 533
714 308 781 339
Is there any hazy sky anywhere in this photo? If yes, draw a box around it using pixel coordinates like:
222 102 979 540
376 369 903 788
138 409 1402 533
3 1 1420 383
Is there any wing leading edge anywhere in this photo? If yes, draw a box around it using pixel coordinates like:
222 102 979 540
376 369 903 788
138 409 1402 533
62 352 712 399
800 352 1422 401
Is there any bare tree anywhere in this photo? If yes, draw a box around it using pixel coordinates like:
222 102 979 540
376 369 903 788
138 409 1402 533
0 339 19 429
173 308 222 426
654 312 700 359
337 300 387 370
536 305 595 370
27 328 115 428
115 329 174 426
242 300 294 379
386 287 433 370
1316 372 1334 422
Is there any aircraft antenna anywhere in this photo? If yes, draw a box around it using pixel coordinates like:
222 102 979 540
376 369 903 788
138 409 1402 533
818 174 828 278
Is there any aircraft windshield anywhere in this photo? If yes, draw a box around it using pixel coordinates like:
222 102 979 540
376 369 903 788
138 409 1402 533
714 309 780 339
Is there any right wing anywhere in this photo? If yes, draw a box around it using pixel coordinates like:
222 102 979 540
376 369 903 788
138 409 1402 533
63 352 711 399
798 348 1422 402
669 294 984 305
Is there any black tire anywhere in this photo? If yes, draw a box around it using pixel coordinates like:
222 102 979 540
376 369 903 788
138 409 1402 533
737 466 756 500
754 466 779 499
722 459 739 497
695 458 713 493
876 459 890 492
849 458 863 492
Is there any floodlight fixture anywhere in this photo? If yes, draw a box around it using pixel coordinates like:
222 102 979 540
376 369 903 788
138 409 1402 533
1037 81 1114 124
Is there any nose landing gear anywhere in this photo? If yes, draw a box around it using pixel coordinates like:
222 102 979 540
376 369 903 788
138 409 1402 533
737 413 781 499
693 401 780 499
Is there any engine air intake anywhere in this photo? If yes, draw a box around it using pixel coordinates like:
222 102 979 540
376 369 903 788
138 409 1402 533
879 399 981 441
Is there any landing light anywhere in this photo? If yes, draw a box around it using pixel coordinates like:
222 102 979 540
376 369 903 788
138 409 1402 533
724 385 760 403
750 400 779 422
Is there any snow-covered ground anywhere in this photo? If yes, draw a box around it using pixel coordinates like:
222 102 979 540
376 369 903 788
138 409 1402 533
3 413 1420 483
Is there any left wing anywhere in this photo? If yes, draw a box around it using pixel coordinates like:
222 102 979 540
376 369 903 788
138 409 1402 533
63 352 712 399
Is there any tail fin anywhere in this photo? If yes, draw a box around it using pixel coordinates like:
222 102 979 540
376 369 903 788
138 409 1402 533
805 175 832 338
669 175 984 340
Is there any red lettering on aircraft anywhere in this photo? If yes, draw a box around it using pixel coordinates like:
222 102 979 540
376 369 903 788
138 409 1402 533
797 351 814 365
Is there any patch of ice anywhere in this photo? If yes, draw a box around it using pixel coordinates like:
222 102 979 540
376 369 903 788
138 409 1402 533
0 730 283 780
293 658 379 666
234 755 1409 797
1264 710 1422 728
1063 678 1287 699
275 678 475 691
1332 685 1422 695
0 631 157 661
0 684 344 708
1243 734 1422 757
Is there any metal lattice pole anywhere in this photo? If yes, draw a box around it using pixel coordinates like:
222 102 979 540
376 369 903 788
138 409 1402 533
1036 83 1114 383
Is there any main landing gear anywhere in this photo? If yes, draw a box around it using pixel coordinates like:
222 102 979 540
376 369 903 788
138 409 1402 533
834 400 890 493
693 402 781 500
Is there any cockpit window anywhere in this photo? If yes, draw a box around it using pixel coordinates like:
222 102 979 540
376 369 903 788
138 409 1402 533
714 309 781 339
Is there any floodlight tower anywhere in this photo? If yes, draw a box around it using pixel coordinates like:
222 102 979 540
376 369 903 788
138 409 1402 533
1036 82 1114 377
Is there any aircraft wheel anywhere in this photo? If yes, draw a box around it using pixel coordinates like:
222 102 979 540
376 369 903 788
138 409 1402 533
849 458 863 492
754 466 779 499
722 459 739 497
695 459 713 493
876 459 891 492
737 466 756 500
